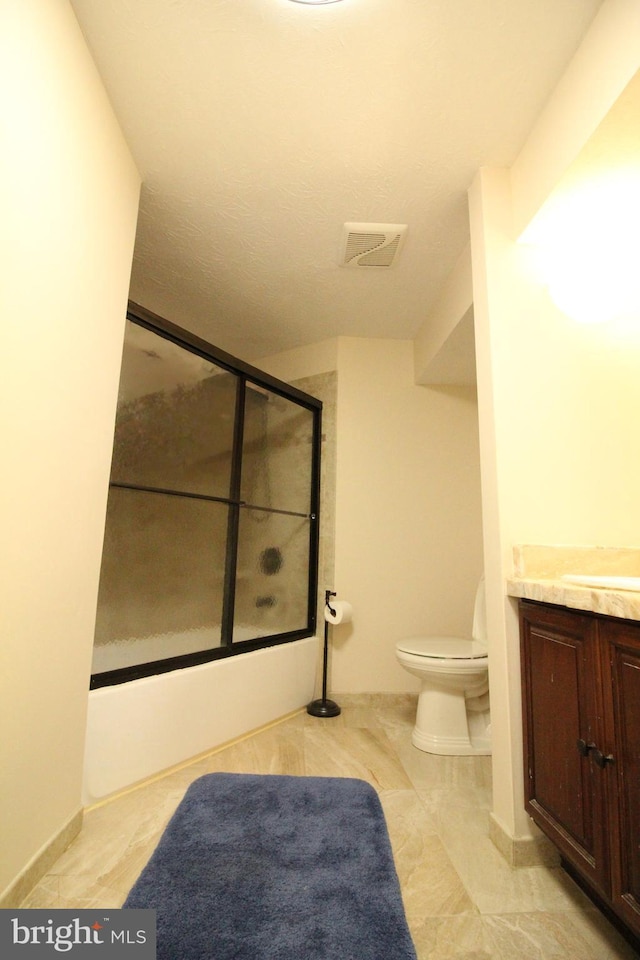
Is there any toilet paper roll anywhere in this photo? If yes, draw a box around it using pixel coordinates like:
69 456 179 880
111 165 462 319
324 600 353 625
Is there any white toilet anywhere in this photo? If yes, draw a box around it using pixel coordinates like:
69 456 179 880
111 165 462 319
395 577 491 756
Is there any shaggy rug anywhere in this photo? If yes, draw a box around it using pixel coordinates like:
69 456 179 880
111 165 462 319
124 772 416 960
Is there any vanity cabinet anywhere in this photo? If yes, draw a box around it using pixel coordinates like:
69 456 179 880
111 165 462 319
520 600 640 942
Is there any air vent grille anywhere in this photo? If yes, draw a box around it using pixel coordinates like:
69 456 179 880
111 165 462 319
340 223 407 268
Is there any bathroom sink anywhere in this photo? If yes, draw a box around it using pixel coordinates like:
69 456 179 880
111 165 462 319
561 574 640 592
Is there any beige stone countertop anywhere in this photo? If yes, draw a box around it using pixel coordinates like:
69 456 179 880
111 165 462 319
506 575 640 621
507 544 640 621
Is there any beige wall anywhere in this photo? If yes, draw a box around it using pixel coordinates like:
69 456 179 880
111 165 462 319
5 0 634 904
259 337 484 696
0 0 140 901
413 244 473 384
469 0 640 843
510 0 640 237
333 338 483 693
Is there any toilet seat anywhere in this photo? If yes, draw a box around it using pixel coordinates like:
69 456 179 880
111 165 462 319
396 636 487 659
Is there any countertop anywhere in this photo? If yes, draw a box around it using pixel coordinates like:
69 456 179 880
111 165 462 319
506 544 640 621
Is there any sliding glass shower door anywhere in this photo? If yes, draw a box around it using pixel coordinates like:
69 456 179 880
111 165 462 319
91 306 321 687
233 384 316 643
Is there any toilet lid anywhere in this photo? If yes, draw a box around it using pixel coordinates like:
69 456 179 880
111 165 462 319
396 636 487 659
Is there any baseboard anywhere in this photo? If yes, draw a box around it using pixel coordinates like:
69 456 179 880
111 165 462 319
0 809 83 909
489 811 560 868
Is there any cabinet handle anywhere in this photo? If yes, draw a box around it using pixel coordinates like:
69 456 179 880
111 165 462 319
591 749 614 769
576 740 614 767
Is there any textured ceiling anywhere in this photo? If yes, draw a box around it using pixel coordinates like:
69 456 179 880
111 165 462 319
70 0 603 361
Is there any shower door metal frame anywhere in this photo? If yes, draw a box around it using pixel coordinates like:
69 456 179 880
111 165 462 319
90 302 322 689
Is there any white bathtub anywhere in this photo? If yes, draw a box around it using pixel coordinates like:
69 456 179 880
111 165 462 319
82 636 318 806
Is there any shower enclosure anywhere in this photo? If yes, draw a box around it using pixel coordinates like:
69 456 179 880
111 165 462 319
91 303 321 688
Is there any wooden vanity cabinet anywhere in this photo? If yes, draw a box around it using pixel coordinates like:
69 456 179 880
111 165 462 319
602 618 640 935
520 600 640 942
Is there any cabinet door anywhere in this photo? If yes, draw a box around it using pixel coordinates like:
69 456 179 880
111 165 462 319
520 601 609 897
602 619 640 937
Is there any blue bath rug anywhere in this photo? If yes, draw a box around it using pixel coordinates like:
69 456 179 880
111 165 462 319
124 772 417 960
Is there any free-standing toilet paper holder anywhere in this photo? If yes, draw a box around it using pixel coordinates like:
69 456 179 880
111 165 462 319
307 589 341 718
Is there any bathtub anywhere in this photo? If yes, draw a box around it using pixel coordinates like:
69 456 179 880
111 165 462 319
82 635 318 806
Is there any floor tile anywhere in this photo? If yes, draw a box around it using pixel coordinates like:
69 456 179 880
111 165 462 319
483 910 638 960
303 724 413 789
20 696 637 959
410 914 499 959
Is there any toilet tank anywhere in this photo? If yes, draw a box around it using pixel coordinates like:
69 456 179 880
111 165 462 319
472 576 487 643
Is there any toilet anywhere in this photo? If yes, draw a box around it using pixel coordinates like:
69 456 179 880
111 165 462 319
395 577 491 756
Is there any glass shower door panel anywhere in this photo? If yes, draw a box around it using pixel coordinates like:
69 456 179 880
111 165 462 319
233 510 311 642
241 384 315 515
93 488 228 674
110 320 238 498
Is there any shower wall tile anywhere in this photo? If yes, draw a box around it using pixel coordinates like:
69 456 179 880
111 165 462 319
291 370 337 695
292 371 337 597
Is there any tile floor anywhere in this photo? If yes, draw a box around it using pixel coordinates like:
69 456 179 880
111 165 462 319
22 695 639 959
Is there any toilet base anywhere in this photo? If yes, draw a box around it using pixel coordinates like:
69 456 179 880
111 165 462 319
411 683 491 756
411 725 491 756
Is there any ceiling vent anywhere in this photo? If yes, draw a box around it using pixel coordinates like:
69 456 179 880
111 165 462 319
340 222 408 268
